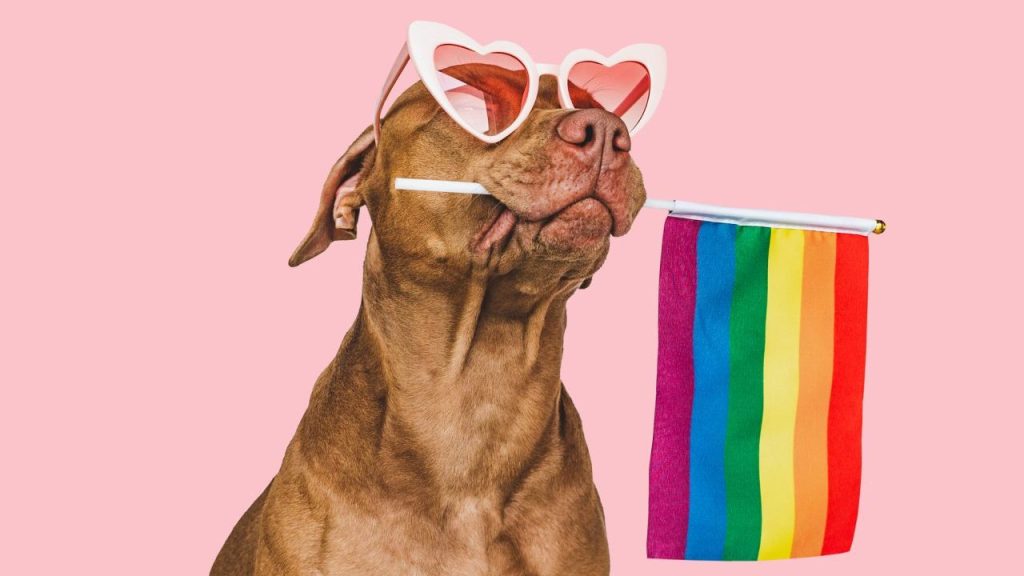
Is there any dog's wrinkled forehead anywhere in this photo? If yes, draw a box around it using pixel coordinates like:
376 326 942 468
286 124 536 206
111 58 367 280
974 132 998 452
383 73 563 140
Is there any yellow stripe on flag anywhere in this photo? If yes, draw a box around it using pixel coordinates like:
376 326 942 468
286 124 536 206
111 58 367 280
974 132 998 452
758 228 805 560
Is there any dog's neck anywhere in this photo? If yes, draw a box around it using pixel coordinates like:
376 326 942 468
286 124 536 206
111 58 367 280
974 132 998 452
328 240 580 499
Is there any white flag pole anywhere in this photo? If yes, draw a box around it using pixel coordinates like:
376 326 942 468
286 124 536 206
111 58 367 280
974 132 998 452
394 178 886 236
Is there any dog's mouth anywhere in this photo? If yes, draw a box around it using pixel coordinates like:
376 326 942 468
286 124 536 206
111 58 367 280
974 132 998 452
473 205 519 256
472 195 614 258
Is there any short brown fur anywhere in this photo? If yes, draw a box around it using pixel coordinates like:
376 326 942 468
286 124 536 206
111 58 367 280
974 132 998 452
212 74 646 576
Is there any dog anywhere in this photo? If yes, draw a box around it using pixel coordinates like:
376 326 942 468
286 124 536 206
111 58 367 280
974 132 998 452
211 71 647 575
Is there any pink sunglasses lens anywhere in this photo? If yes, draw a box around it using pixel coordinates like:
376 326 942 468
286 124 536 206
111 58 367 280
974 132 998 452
433 44 529 137
567 61 652 131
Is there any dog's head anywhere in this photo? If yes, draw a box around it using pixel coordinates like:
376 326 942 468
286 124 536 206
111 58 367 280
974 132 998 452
289 72 647 296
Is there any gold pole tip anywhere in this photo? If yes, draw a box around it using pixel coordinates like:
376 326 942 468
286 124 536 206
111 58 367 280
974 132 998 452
873 219 887 234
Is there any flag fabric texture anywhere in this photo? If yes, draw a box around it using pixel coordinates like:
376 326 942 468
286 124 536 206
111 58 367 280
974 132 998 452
647 216 869 561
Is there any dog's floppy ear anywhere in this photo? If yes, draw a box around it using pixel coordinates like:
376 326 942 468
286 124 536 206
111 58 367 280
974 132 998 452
288 127 376 267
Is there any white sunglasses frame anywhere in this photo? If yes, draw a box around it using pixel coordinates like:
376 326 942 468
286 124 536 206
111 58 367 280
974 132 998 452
373 20 667 144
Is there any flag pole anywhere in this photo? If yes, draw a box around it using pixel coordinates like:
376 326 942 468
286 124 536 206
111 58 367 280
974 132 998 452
394 178 886 236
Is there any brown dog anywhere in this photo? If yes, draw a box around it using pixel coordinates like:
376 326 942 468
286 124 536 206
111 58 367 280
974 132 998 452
211 72 646 575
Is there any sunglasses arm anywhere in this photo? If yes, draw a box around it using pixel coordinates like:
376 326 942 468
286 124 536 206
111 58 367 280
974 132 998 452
374 43 411 143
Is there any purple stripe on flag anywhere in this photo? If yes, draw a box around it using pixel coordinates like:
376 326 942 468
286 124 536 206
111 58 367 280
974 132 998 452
647 217 700 559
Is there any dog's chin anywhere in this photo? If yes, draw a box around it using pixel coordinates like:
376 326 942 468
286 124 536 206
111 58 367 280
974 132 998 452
536 198 613 254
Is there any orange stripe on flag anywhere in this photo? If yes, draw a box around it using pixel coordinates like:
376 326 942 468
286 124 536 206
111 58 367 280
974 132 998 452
791 232 837 557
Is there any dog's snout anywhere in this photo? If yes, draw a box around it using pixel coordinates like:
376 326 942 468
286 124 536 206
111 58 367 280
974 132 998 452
555 109 631 155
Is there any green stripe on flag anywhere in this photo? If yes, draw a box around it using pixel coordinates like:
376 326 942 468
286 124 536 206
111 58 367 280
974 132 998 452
723 226 771 560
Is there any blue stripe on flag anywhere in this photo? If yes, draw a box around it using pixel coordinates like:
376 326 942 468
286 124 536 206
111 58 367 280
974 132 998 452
686 222 736 559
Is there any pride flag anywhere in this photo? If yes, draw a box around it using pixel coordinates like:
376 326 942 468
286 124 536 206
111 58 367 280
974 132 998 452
647 216 869 561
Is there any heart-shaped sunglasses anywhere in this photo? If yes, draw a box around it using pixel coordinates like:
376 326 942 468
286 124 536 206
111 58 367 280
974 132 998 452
374 21 667 144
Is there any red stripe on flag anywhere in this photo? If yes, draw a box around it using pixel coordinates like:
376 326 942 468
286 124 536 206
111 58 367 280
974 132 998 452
822 234 869 554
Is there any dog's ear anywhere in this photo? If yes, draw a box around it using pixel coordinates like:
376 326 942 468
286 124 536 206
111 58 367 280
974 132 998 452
288 127 376 267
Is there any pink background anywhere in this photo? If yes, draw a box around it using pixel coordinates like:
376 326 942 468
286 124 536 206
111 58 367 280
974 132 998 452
3 1 1022 573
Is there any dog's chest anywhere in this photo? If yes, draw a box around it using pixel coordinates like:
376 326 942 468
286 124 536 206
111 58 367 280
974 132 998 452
316 496 526 576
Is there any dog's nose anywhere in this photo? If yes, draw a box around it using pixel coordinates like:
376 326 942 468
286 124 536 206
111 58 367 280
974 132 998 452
555 109 632 156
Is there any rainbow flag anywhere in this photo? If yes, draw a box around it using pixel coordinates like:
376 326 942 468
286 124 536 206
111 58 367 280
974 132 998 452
647 216 869 561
